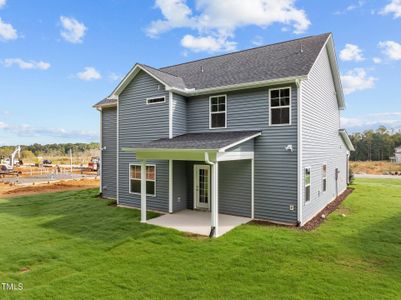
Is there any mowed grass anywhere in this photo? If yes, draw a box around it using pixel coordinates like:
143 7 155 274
0 179 400 299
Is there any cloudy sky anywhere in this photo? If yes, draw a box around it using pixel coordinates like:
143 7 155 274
1 0 401 145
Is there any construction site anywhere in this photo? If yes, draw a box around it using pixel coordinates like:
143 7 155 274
0 146 100 197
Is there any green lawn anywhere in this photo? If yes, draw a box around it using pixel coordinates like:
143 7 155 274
0 179 401 299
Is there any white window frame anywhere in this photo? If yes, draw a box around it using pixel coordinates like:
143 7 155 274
146 96 166 105
209 94 227 129
304 166 311 204
129 163 157 197
322 163 327 193
269 87 292 126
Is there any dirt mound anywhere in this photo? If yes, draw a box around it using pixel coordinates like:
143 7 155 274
0 179 99 198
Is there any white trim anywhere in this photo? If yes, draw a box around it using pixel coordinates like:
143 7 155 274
217 151 254 161
209 94 227 129
146 96 166 105
116 98 120 205
140 160 147 223
211 162 219 237
112 64 171 96
219 132 261 152
308 33 345 110
129 163 157 197
251 158 254 219
296 79 303 225
322 163 328 193
304 166 311 204
169 160 173 213
339 129 355 151
99 109 103 194
193 164 211 210
268 87 292 126
95 102 118 109
168 92 173 138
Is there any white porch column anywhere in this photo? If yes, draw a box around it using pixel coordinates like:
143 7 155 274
211 162 219 237
141 160 147 223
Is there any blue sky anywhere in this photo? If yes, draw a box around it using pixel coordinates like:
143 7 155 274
1 0 401 146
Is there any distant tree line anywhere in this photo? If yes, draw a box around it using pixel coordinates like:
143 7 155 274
0 143 99 159
349 127 401 161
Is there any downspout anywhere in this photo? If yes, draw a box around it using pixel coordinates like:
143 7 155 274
204 152 216 237
296 79 303 227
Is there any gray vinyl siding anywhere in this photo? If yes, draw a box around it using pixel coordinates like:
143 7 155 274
172 93 187 136
173 161 187 212
219 160 252 217
118 70 169 212
186 86 298 224
101 107 117 198
301 47 348 224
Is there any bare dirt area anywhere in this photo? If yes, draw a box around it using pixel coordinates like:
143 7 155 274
351 161 401 175
0 178 99 198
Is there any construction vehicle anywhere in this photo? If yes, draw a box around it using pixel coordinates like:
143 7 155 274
0 146 22 176
88 156 99 172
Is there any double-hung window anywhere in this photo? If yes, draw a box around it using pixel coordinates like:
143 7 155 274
210 95 227 129
305 167 311 203
269 87 291 125
129 164 156 196
322 164 327 192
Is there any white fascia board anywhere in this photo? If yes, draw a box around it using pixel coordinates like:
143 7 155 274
111 64 170 97
167 76 306 96
308 34 345 110
217 151 254 161
339 130 355 151
94 102 118 109
218 133 262 152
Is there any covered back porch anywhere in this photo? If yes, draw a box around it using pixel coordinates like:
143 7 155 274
123 131 261 237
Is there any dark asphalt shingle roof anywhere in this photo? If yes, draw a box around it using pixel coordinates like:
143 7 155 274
134 131 261 150
94 97 117 107
95 33 330 106
159 33 330 90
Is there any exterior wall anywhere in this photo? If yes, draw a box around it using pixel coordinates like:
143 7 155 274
301 47 348 224
101 107 117 198
172 93 187 137
173 160 187 212
186 85 298 224
226 140 254 152
219 160 252 217
118 70 170 212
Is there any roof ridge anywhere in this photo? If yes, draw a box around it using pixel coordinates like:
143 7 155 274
139 63 184 79
160 32 331 70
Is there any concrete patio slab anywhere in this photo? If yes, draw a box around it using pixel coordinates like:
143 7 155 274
147 209 251 237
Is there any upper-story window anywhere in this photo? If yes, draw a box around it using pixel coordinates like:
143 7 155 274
209 95 227 129
269 87 291 126
146 96 165 105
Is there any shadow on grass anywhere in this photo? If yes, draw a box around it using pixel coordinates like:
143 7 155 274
0 189 160 244
343 211 401 276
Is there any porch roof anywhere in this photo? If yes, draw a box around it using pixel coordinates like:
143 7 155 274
133 130 261 152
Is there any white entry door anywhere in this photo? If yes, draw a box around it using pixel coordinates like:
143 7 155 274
194 165 211 210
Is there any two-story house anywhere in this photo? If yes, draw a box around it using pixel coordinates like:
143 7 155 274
94 33 354 237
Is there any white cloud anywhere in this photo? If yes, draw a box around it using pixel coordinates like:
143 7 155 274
108 72 123 81
341 68 376 95
0 17 17 41
0 0 6 9
372 57 382 64
340 44 364 62
334 0 365 15
379 40 401 60
380 0 401 18
181 34 236 52
2 58 50 70
341 112 401 131
147 0 310 52
0 121 98 141
60 16 87 44
76 67 101 81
